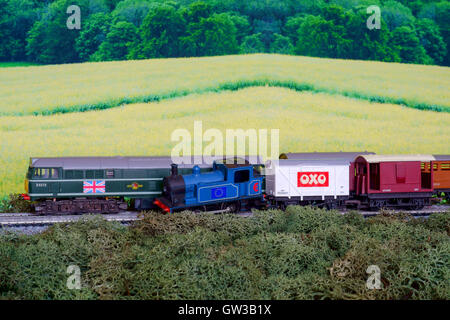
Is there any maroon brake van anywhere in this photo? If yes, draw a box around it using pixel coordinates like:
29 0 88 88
354 155 435 210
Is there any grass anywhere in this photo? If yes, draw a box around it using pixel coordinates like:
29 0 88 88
0 207 448 299
0 62 41 68
1 54 449 115
0 86 449 196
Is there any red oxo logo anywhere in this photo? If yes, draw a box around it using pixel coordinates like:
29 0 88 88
297 172 329 187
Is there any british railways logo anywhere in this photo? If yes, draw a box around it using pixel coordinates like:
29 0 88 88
297 172 329 187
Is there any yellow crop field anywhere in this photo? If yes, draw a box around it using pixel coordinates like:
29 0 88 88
1 86 449 195
1 54 449 115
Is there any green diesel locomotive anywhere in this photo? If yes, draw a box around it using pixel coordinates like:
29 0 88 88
24 156 264 214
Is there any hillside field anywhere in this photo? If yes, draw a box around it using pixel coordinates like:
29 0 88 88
0 54 449 196
1 87 449 195
1 54 449 115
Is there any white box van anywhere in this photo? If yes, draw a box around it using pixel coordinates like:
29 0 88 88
265 159 350 208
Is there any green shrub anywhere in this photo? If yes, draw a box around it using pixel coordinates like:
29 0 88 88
0 208 448 300
424 212 450 235
0 193 32 213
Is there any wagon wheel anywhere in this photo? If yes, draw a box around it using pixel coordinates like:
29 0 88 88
193 206 207 214
325 201 338 210
223 202 240 214
278 202 287 211
375 200 387 210
411 199 424 210
370 200 386 211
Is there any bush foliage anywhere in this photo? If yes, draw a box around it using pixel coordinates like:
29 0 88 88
0 206 448 299
1 0 449 66
0 194 32 213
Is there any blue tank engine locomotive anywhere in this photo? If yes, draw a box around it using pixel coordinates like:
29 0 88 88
154 159 265 213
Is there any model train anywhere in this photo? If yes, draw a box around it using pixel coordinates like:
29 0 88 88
22 152 450 214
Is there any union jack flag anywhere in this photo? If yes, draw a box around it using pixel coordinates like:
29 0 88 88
83 180 105 194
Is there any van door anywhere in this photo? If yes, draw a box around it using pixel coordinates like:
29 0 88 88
355 163 367 195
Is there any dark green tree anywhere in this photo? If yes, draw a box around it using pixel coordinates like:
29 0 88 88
239 0 290 21
75 12 111 61
182 12 239 56
435 2 450 66
130 4 185 59
381 0 416 30
394 0 430 16
92 21 137 61
346 8 400 62
415 18 447 65
26 0 82 63
0 0 443 66
185 1 211 23
253 18 282 51
239 33 265 53
0 0 39 61
295 7 352 59
284 15 306 46
112 0 154 27
329 0 380 9
228 13 251 44
270 33 293 54
293 0 324 14
26 0 108 64
419 1 450 66
104 0 122 11
390 26 432 64
0 0 11 60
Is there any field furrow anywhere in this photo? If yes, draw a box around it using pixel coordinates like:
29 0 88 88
1 87 449 195
1 54 449 115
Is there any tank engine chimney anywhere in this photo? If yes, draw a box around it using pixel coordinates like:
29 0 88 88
171 163 178 176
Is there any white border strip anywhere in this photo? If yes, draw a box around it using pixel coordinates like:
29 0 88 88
29 178 163 182
29 192 162 197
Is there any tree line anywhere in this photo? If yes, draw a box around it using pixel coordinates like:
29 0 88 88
0 0 449 66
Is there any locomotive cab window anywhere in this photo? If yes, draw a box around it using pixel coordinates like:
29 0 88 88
33 168 59 179
50 168 59 178
234 170 250 183
33 168 49 179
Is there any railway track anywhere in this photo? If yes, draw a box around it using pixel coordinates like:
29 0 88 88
0 205 448 227
347 205 450 217
0 212 140 226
